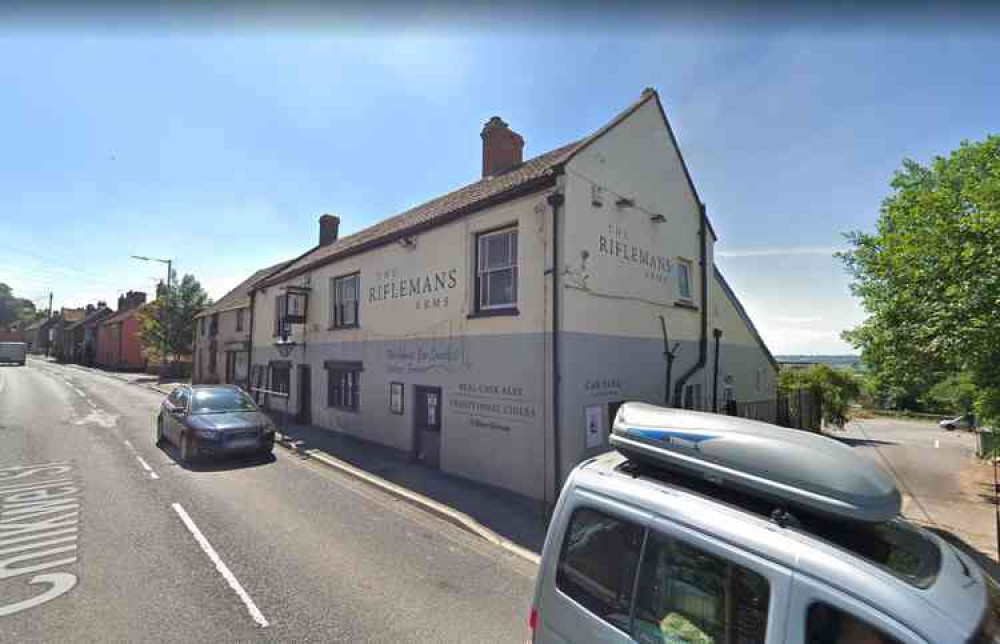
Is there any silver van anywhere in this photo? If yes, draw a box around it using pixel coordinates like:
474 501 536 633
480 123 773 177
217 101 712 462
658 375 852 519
530 404 1000 643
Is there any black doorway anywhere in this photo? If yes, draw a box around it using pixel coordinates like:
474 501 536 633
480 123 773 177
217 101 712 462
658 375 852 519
413 386 442 468
297 365 311 424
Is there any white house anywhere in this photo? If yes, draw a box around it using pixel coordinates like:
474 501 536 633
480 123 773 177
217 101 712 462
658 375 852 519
248 88 778 505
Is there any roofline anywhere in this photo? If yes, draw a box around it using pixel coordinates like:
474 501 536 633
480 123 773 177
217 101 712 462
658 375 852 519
254 173 557 289
195 302 248 319
714 265 779 371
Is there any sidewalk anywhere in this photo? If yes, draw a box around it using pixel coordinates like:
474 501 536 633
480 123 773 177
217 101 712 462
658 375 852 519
272 421 550 556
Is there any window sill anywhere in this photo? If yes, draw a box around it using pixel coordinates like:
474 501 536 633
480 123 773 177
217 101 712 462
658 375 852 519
328 406 360 414
674 300 698 311
327 323 360 331
467 307 519 319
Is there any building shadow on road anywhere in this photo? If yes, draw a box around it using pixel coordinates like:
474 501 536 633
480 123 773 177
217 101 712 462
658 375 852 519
928 526 1000 582
831 436 899 447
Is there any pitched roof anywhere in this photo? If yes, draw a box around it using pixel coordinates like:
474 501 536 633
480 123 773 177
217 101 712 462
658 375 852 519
196 260 292 318
258 88 706 288
59 308 87 325
714 265 778 371
67 306 113 330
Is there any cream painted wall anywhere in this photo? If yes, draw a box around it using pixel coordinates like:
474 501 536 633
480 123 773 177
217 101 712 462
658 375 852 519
561 97 706 343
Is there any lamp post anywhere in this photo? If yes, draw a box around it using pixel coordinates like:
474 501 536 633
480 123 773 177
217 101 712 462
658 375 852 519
131 255 172 376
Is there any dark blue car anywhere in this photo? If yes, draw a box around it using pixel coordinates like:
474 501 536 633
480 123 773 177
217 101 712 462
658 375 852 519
156 385 276 463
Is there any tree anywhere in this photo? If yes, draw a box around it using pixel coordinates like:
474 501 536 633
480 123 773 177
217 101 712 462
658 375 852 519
840 135 1000 424
137 271 210 367
779 364 861 428
0 283 38 328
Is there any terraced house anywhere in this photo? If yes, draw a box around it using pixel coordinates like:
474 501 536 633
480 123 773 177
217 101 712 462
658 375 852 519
248 89 777 505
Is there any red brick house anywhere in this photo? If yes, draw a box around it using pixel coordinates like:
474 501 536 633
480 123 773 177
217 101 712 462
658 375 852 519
96 291 148 370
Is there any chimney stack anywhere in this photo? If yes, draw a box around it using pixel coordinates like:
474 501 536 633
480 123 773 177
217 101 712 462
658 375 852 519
481 116 524 178
319 214 340 247
118 294 126 311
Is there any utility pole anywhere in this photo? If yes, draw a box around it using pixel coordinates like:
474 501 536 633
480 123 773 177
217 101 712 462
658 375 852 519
46 292 53 357
47 292 53 318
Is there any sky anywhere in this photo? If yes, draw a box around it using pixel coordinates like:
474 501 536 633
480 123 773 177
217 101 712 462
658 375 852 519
1 13 997 355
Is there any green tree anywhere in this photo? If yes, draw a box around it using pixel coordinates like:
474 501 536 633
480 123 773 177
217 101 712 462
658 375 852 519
137 271 210 368
0 283 38 327
779 364 861 428
840 135 1000 424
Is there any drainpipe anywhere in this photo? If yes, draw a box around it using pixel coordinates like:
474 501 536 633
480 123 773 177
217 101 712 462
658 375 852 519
248 291 256 395
712 328 723 412
672 202 709 407
547 191 564 500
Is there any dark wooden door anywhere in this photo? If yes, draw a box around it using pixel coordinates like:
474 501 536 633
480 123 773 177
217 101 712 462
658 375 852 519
413 386 442 468
297 365 311 424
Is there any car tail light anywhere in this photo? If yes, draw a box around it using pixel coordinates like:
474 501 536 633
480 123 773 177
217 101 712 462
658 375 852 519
528 607 538 639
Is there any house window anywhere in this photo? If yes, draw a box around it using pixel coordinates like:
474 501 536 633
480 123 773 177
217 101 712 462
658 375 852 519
236 309 244 332
676 259 693 302
389 382 404 415
210 313 218 336
200 318 206 336
208 345 217 375
274 294 288 337
476 227 518 311
326 361 362 411
331 273 360 329
269 361 290 396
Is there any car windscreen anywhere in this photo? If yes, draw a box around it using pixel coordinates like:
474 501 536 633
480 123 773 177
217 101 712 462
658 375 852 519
189 389 258 414
802 516 942 589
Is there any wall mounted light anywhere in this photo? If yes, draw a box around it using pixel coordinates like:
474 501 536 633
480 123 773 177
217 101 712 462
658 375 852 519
650 213 667 223
615 197 634 208
398 236 416 249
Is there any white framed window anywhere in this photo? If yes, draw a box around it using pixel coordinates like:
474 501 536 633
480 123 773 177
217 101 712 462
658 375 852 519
331 273 360 329
326 362 362 411
476 227 518 311
273 294 287 337
676 259 693 302
236 308 245 332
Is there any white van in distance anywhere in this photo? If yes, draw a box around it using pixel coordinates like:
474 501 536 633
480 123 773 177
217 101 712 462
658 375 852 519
0 342 27 366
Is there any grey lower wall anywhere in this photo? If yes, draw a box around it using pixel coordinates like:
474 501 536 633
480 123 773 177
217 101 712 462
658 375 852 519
253 333 550 501
251 332 776 502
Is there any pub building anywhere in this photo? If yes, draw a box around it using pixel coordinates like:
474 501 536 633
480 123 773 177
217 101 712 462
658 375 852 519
248 89 778 507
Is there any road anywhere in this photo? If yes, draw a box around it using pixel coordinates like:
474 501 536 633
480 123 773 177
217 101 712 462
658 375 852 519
0 358 535 642
839 416 995 556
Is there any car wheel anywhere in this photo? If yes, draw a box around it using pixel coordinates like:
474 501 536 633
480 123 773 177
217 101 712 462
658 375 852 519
155 416 166 447
945 424 955 431
180 432 196 464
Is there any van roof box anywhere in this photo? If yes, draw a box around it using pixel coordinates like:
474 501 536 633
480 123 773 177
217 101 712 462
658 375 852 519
610 402 901 523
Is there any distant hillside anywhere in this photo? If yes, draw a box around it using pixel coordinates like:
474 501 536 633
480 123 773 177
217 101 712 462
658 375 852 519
775 355 862 368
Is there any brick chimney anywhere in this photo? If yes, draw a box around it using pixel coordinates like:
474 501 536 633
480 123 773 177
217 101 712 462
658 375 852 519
123 291 146 311
319 214 340 247
481 116 524 178
118 294 126 311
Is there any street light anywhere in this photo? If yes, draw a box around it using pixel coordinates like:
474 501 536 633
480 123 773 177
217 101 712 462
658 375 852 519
131 255 172 377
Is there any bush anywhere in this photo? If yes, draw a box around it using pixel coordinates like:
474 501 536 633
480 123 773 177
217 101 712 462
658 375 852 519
779 365 861 428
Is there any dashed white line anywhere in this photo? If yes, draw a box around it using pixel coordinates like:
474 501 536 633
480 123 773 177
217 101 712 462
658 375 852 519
123 440 159 480
171 503 269 628
934 439 940 449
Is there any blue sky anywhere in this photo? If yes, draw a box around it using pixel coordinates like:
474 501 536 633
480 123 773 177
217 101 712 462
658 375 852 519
1 24 996 354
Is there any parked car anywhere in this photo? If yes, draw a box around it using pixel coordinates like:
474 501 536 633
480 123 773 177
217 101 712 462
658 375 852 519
529 403 999 644
940 414 976 431
156 385 276 462
0 341 27 365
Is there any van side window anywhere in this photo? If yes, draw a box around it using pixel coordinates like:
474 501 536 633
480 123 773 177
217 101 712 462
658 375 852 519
632 531 769 644
806 603 902 644
556 508 644 632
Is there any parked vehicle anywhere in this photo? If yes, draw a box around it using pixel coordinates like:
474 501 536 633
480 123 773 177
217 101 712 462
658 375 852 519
529 403 999 644
156 385 276 462
940 414 976 431
0 342 27 365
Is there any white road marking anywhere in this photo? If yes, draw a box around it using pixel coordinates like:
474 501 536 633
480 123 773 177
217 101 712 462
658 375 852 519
123 440 159 479
934 439 940 449
171 503 269 628
0 372 6 395
135 455 153 472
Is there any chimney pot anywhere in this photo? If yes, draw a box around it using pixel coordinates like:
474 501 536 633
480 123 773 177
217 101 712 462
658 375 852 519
319 214 340 247
481 116 524 178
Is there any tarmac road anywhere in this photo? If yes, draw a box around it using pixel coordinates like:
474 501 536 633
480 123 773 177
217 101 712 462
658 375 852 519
0 358 535 642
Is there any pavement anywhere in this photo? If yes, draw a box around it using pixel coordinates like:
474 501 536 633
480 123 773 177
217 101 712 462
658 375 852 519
836 417 1000 567
0 357 535 642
